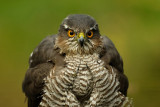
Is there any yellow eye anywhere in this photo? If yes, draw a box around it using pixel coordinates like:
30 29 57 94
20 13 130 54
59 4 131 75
68 30 75 37
87 31 93 38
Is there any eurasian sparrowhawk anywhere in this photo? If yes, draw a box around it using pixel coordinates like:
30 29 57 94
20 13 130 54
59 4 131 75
22 14 132 107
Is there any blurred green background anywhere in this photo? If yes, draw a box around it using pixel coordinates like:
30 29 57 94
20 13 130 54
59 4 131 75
0 0 160 106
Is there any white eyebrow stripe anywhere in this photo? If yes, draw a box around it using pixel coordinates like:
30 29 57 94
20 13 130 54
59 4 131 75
89 24 97 30
63 24 73 30
63 24 69 29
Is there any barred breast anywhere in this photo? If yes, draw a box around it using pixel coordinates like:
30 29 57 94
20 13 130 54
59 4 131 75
65 54 94 96
39 53 132 107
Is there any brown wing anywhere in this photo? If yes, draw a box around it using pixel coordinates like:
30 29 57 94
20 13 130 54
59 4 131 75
22 35 65 107
23 63 53 107
100 36 129 96
29 35 57 68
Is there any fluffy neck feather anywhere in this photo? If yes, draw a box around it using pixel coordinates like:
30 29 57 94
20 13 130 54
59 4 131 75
54 36 103 56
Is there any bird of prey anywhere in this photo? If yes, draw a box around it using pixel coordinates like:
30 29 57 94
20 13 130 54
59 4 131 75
22 14 132 107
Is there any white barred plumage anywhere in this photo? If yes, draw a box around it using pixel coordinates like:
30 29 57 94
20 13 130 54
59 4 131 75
39 54 132 107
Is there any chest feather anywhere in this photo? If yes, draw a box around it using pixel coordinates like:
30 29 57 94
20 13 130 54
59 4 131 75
64 54 103 96
39 54 132 107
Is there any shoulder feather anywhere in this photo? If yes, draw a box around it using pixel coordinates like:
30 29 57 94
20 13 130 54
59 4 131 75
100 36 123 72
29 35 58 68
100 36 128 96
22 35 66 106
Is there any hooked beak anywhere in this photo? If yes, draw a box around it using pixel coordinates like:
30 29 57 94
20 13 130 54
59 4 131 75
78 32 85 47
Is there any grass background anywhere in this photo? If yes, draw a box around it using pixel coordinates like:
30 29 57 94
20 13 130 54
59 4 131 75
0 0 160 106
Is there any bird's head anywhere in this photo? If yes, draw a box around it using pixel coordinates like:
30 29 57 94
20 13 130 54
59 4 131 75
55 14 103 55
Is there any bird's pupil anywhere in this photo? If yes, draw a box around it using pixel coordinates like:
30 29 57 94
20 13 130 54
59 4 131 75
88 32 91 36
70 31 73 35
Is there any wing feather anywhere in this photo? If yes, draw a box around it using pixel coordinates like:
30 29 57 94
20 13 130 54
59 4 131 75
100 36 129 96
22 35 64 107
29 35 57 68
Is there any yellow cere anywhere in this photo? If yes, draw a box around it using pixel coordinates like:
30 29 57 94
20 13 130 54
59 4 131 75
78 32 85 38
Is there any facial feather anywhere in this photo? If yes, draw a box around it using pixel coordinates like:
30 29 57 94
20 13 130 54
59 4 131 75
55 14 103 55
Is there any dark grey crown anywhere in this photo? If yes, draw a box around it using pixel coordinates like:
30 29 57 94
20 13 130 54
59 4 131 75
61 14 98 31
